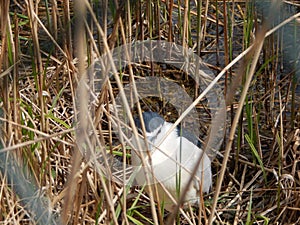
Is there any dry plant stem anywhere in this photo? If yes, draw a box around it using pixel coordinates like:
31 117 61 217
203 0 210 45
0 118 74 152
155 10 300 157
233 165 247 225
0 64 15 79
126 0 132 43
85 1 159 223
278 91 284 175
0 129 73 153
225 170 262 213
208 15 273 225
0 2 10 71
183 0 189 47
63 0 72 56
77 4 120 225
51 0 58 45
168 0 174 42
118 20 131 225
27 0 48 168
223 0 229 95
0 1 12 147
84 107 121 224
161 0 223 25
119 34 161 224
13 13 21 142
30 6 68 58
62 0 89 224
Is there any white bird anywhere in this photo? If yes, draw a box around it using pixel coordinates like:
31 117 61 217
131 111 212 211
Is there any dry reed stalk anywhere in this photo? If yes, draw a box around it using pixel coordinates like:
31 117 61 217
0 0 299 224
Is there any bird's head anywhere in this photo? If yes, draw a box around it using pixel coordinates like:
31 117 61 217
134 111 165 141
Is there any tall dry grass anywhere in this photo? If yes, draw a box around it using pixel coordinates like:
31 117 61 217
0 0 299 224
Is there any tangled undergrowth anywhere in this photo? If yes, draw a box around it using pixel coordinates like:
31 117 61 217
0 0 299 224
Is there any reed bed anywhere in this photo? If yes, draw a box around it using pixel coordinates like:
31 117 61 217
0 0 299 224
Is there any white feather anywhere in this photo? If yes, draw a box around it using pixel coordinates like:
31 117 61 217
131 120 212 210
